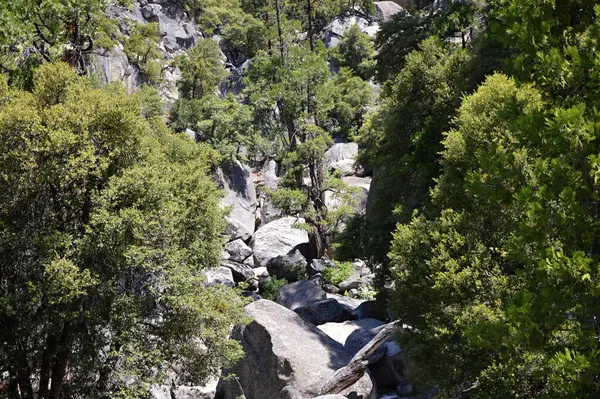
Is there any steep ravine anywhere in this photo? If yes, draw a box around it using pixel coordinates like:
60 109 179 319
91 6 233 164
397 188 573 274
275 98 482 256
93 1 420 398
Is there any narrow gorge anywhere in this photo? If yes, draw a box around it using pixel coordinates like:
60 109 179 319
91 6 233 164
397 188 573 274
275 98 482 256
2 1 600 399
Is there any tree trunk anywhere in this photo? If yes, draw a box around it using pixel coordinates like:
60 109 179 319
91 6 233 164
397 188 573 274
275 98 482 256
317 321 402 396
306 0 315 52
39 332 58 398
48 325 71 399
275 0 285 61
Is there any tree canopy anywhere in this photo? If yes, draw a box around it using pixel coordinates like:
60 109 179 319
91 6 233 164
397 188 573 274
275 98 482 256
0 63 247 398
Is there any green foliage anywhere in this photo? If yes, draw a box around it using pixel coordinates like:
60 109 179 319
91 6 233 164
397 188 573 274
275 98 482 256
123 22 163 84
389 72 600 397
170 94 261 163
185 0 267 59
333 24 376 79
322 261 353 285
489 0 600 104
221 13 268 59
178 38 229 99
270 122 359 255
0 0 126 74
357 38 474 264
245 46 333 146
260 276 287 301
0 63 247 398
328 68 372 140
375 1 479 82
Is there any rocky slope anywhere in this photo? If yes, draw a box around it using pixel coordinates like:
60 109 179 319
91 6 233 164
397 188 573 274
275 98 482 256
94 1 419 398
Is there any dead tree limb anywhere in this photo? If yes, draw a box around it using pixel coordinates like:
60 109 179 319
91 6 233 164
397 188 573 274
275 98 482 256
317 321 402 396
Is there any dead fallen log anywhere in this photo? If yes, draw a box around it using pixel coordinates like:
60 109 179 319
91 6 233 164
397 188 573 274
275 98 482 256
317 320 402 396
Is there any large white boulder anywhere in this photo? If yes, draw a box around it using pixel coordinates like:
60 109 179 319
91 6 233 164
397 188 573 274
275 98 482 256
250 217 309 267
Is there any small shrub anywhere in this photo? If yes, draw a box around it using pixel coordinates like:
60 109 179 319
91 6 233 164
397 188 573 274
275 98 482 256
322 261 353 285
260 276 287 301
356 286 377 300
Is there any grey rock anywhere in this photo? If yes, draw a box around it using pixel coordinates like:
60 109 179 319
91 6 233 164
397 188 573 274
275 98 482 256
243 291 262 302
339 274 375 293
318 319 384 346
346 322 406 388
221 260 254 282
323 143 359 176
308 258 336 277
203 267 235 287
352 300 389 321
259 160 283 224
323 16 380 48
324 142 359 166
294 298 354 326
326 293 365 312
92 45 140 94
275 386 305 399
373 1 404 22
218 161 258 242
184 128 197 141
225 239 253 262
267 250 307 281
141 4 162 19
243 255 256 268
344 319 388 363
250 217 309 267
330 159 356 176
277 276 327 311
253 267 269 278
264 159 280 190
217 300 375 399
323 283 340 294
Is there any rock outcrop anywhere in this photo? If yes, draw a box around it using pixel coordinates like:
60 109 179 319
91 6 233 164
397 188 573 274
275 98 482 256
218 161 258 242
323 15 380 48
276 276 327 311
224 239 253 263
203 267 235 287
373 1 404 22
217 300 376 399
294 298 354 326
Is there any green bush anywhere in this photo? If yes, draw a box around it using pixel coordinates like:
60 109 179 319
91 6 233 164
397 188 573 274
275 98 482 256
260 276 287 301
322 261 353 285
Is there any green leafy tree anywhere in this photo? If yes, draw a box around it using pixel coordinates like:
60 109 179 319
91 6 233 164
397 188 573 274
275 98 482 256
185 0 267 59
0 63 247 398
246 44 363 256
489 0 600 104
271 122 358 258
0 0 125 76
333 24 376 79
170 94 262 162
328 67 372 140
389 71 600 398
356 38 473 265
245 45 333 152
375 1 479 81
178 38 228 99
123 22 163 85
